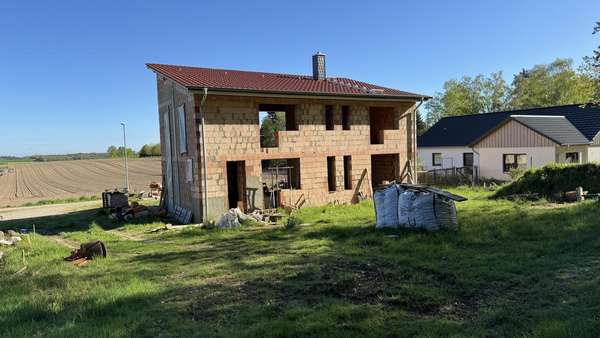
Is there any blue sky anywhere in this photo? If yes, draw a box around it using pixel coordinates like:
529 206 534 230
1 0 598 156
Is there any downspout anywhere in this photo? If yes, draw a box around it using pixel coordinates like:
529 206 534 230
199 88 209 222
412 98 425 183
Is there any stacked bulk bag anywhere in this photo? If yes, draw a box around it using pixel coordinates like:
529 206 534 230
412 193 441 231
390 188 458 231
398 190 417 228
374 188 386 227
374 185 400 228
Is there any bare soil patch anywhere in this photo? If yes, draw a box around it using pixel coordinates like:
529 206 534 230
0 158 161 207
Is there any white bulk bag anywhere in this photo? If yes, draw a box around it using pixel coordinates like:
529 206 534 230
398 191 417 228
375 185 399 228
412 193 440 231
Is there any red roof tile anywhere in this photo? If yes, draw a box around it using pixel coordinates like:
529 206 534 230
146 63 428 99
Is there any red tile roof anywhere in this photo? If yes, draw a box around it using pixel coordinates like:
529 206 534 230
146 63 428 100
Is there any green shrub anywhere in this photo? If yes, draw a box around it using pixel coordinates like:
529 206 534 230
285 215 301 229
494 163 600 199
508 168 526 181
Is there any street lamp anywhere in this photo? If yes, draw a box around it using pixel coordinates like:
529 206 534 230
121 122 130 192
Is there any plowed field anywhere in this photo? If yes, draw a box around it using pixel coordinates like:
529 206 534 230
0 158 161 207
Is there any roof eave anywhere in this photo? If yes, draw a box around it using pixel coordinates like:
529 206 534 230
189 87 430 102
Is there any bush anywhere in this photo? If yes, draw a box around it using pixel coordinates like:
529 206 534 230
494 163 600 199
508 168 526 181
285 215 301 229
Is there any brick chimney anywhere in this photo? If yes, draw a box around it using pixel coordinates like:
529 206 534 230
312 52 326 80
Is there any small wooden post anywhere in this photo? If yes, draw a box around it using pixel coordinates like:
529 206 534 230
576 186 585 202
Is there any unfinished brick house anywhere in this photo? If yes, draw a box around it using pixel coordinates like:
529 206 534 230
147 54 428 222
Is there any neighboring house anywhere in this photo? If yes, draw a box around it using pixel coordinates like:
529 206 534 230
418 104 600 180
147 54 429 222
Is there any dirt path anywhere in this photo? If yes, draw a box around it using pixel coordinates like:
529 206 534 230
0 201 101 221
45 235 80 249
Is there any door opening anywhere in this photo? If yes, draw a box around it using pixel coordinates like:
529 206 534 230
227 161 247 211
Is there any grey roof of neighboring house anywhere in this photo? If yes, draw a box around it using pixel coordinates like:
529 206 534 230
509 115 590 145
418 104 600 147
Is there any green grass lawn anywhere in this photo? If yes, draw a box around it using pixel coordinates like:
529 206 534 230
1 188 600 337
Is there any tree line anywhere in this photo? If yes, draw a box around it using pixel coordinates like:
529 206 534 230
106 144 161 158
419 21 600 132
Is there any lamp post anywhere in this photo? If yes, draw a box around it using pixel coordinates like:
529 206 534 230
121 122 130 192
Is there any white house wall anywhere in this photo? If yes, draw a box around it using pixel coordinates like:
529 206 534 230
418 147 475 171
588 146 600 162
556 145 589 164
475 146 556 180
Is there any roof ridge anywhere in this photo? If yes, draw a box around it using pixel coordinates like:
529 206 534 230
146 63 311 79
436 104 588 122
510 114 567 118
147 64 394 94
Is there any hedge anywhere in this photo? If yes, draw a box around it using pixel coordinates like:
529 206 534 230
493 163 600 199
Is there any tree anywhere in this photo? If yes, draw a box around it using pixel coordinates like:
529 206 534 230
416 110 427 136
150 143 161 156
260 112 285 147
424 72 508 126
106 146 117 155
581 21 600 103
117 147 136 158
509 58 594 109
139 144 152 157
425 58 597 127
107 145 136 158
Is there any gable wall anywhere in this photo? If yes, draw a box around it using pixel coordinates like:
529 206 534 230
474 120 556 148
156 75 201 221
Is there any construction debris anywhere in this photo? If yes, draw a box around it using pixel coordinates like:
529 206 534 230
106 201 156 222
216 208 271 229
149 223 200 233
65 240 107 266
149 182 162 199
0 230 22 246
565 186 587 202
217 208 245 229
172 206 193 224
102 190 129 209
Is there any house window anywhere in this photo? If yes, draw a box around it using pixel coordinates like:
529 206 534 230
325 105 334 130
327 156 336 192
369 107 396 144
342 106 350 130
258 104 298 148
463 153 474 167
565 152 580 163
262 158 301 189
503 154 528 173
432 153 442 167
177 105 187 154
343 155 352 190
